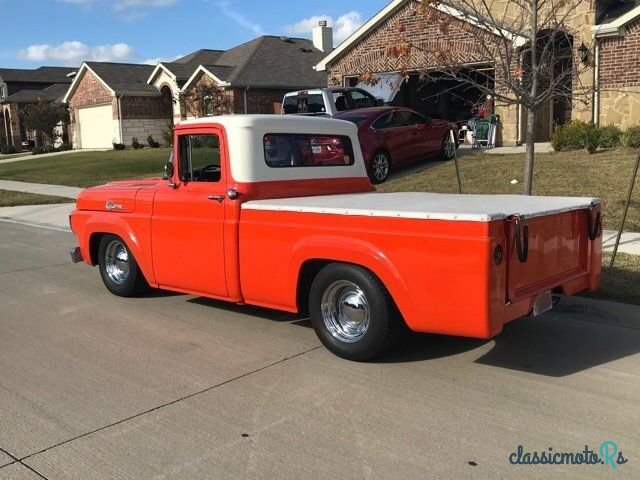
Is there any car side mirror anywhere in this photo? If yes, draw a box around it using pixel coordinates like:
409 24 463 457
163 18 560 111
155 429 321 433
163 161 174 181
375 98 384 107
424 117 432 126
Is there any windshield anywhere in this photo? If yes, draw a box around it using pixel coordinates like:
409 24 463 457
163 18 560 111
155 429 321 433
282 94 325 114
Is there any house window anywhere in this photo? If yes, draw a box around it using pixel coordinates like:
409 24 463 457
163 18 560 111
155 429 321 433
344 76 358 87
204 96 214 116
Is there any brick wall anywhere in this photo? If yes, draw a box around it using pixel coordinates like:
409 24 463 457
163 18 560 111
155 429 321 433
234 88 288 114
69 70 113 112
327 0 493 86
118 95 171 120
599 19 640 89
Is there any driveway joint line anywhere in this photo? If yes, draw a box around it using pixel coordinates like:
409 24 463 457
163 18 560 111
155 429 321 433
0 262 71 276
0 447 49 479
19 344 323 463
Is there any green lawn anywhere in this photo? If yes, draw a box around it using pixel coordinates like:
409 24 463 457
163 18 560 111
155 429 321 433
588 254 640 306
0 148 172 188
0 189 75 207
381 148 640 231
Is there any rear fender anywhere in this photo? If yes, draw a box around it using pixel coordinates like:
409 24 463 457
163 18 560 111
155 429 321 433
287 235 411 319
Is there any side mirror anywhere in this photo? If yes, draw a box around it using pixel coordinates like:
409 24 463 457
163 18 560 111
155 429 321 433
424 117 432 126
375 98 384 107
163 161 174 180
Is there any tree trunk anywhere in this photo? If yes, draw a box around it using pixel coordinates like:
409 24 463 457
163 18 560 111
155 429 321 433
523 107 536 195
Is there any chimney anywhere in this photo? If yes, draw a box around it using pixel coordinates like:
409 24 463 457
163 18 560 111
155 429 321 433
312 20 333 52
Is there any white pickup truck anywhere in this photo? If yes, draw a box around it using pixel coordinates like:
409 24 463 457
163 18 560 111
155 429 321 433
281 87 383 116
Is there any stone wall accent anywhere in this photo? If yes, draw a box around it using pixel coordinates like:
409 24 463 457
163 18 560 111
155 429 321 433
599 87 640 128
120 118 168 146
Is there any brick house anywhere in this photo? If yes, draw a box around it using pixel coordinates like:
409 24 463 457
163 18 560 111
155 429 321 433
63 62 170 149
315 0 640 146
1 66 76 151
62 29 330 149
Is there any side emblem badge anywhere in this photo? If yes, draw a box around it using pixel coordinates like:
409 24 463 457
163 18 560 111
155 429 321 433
105 201 124 210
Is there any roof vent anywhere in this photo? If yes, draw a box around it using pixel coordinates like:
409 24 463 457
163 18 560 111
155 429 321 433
66 71 77 78
280 36 292 42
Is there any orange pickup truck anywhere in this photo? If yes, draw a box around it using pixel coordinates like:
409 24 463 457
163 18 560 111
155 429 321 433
70 115 602 360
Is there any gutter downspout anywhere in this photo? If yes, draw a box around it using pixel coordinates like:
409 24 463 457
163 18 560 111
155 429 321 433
593 41 600 126
243 86 250 114
117 95 124 144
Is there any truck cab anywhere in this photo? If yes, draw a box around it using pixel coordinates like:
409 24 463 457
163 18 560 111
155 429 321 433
281 88 383 117
70 115 602 361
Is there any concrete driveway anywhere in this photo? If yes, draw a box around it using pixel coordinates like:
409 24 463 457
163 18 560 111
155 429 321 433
1 222 639 479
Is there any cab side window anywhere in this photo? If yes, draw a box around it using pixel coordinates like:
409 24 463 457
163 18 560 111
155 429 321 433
178 134 221 183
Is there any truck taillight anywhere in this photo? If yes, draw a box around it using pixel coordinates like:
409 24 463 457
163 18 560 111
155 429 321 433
264 135 274 146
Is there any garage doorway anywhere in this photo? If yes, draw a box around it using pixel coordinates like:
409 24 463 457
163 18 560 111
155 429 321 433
392 68 495 123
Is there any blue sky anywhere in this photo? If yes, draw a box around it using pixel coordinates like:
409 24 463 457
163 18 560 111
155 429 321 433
0 0 389 69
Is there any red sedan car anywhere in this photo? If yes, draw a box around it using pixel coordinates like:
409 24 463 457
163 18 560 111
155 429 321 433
335 107 458 183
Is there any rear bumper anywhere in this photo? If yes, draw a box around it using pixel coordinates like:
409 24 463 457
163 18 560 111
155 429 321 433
69 247 83 264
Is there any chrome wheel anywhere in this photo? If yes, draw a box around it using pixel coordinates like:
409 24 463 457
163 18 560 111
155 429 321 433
321 280 370 343
371 152 389 182
104 240 130 285
443 133 456 159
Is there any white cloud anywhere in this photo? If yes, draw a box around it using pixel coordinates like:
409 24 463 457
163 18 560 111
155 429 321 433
18 41 134 66
283 11 363 46
216 1 263 36
142 54 184 65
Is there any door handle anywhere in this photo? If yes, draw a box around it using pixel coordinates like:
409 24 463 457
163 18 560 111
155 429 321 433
207 195 225 203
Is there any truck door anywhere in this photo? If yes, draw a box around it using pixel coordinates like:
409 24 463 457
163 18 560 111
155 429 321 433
151 129 229 298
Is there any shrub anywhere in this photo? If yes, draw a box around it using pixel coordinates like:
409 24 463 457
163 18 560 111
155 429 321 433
161 123 173 146
55 143 73 152
583 123 601 154
620 125 640 149
147 135 160 148
0 144 18 155
131 137 144 149
113 142 126 150
598 124 622 149
32 147 48 155
551 120 589 151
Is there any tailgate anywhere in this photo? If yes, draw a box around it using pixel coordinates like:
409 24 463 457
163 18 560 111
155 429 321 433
505 207 601 302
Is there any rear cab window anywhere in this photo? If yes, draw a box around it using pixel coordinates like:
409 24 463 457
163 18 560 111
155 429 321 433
282 93 325 114
263 134 355 167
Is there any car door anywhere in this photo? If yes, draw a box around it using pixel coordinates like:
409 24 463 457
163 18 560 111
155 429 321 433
151 128 229 298
371 112 410 164
388 110 421 163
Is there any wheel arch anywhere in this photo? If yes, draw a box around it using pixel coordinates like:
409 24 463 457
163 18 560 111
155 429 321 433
290 237 410 323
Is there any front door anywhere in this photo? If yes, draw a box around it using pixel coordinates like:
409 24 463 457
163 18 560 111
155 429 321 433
151 129 229 298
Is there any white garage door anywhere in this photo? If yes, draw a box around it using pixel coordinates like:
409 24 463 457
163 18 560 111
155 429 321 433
77 104 113 149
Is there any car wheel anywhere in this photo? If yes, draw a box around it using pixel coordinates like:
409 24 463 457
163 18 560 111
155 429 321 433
369 151 390 184
440 131 456 160
309 263 403 361
98 234 147 297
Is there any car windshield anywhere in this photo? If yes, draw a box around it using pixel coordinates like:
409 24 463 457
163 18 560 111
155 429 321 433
282 94 325 114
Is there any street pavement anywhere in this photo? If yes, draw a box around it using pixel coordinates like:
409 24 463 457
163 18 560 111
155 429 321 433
0 221 639 479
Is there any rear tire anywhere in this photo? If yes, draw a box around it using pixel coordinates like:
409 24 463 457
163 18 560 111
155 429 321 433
309 263 402 361
369 151 390 184
98 234 147 297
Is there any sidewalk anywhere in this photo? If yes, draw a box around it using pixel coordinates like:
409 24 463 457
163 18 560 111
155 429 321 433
0 180 82 199
0 149 93 165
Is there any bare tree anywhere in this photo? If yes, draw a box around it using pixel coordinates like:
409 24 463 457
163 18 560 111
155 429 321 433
183 82 232 118
381 0 593 194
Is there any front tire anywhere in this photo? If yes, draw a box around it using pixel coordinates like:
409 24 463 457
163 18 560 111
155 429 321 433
369 151 390 184
309 263 402 361
440 131 456 160
98 234 147 297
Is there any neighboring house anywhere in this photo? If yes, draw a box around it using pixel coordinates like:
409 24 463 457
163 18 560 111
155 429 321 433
1 66 76 150
315 0 640 146
65 23 331 149
63 62 169 149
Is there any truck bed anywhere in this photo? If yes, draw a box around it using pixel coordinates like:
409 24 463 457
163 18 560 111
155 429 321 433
242 192 601 221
